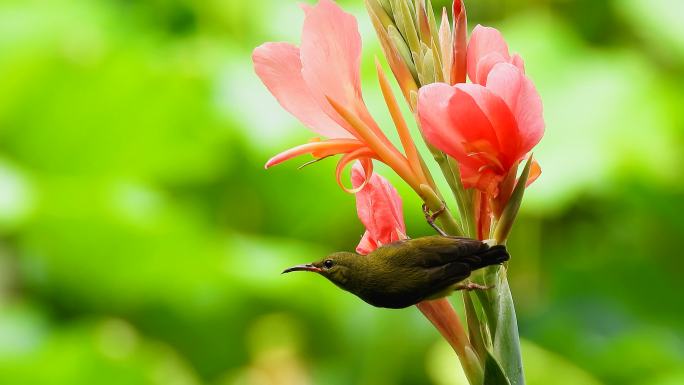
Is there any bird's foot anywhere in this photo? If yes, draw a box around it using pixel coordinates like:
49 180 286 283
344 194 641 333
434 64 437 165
453 282 493 291
422 203 448 237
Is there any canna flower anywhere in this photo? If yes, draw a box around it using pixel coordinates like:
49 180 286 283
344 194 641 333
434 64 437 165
254 0 421 192
418 51 543 197
351 162 406 255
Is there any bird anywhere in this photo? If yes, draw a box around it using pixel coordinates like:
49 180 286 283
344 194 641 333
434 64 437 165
282 236 509 309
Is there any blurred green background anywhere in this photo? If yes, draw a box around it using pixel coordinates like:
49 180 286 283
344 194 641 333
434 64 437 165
0 0 682 384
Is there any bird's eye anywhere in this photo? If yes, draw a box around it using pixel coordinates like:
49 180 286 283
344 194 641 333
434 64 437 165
323 259 334 269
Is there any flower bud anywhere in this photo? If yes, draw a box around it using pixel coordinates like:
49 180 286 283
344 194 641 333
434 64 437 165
451 0 467 84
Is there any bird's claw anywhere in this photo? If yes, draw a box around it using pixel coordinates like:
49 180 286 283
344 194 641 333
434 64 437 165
422 202 448 237
454 282 493 291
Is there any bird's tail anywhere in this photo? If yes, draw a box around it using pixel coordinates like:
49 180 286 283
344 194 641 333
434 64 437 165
471 245 510 270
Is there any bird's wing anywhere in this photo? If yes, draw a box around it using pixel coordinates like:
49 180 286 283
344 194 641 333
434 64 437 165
406 236 489 267
420 262 473 295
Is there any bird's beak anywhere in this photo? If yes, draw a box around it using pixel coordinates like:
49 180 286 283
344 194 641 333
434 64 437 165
282 263 321 274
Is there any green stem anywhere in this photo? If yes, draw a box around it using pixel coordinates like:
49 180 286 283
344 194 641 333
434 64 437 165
420 134 476 238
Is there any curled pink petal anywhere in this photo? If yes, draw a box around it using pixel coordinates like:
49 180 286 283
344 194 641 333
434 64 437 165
336 148 375 193
252 43 351 138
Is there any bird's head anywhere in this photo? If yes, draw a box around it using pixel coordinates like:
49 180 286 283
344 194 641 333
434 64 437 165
282 251 364 291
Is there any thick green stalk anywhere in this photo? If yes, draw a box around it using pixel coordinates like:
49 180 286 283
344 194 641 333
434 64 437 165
481 267 524 385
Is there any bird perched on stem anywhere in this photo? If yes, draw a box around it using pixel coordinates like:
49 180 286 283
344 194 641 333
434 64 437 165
282 236 509 309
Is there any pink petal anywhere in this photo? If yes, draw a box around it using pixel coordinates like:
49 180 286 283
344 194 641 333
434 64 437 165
510 54 525 72
252 42 351 139
356 230 377 255
418 83 498 172
467 25 510 84
456 83 521 168
474 52 507 85
300 0 365 126
417 83 468 160
352 162 405 250
486 63 544 154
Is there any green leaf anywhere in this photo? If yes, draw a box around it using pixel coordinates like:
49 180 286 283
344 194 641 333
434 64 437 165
483 349 512 385
493 155 533 244
490 270 525 385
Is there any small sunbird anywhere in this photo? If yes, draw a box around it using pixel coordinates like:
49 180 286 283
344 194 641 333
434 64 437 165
282 235 509 309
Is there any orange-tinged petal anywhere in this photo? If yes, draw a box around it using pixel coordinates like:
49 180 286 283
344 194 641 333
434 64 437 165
336 148 375 193
525 158 541 187
264 138 365 169
252 43 351 139
486 63 544 155
459 162 502 193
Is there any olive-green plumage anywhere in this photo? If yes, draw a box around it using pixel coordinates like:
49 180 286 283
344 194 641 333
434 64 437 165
282 236 509 309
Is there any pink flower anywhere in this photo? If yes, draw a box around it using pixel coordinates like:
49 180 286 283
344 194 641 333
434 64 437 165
253 0 365 139
467 25 525 86
418 58 543 195
254 0 421 192
351 163 406 255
